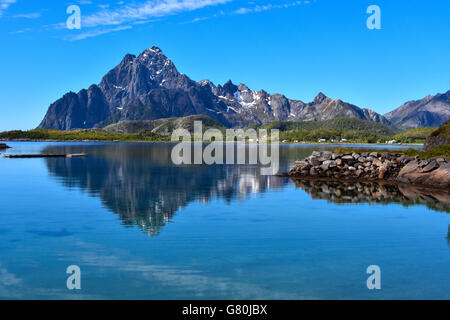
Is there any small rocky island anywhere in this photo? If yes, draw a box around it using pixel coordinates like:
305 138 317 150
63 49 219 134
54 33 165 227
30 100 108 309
289 150 450 188
0 143 11 149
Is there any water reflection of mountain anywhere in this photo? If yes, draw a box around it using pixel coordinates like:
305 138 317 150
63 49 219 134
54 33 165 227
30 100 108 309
291 179 450 213
43 144 288 235
42 144 449 236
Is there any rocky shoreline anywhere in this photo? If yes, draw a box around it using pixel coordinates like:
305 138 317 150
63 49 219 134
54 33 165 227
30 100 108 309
289 151 450 188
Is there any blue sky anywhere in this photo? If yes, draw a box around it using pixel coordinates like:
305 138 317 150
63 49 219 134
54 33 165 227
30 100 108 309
0 0 449 130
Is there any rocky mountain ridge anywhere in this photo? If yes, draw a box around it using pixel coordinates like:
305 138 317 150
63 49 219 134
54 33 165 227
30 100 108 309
385 91 450 129
38 46 449 130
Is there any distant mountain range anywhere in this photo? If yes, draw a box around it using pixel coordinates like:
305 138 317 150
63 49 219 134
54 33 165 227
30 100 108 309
385 91 450 129
38 46 449 130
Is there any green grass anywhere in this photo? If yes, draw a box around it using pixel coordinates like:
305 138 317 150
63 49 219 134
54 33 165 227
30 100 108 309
250 118 439 144
250 117 397 136
332 144 450 159
276 126 438 145
249 118 441 144
1 118 445 149
430 120 450 138
393 127 438 143
0 129 170 142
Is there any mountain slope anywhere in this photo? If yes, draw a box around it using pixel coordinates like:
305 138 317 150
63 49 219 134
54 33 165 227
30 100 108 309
103 115 226 135
385 91 450 129
38 46 392 130
252 117 396 136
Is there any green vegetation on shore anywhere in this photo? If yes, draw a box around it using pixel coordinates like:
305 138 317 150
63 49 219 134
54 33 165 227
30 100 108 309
252 118 436 144
392 127 438 143
430 120 450 138
0 129 170 142
329 120 450 159
332 144 450 159
0 117 441 146
251 118 396 135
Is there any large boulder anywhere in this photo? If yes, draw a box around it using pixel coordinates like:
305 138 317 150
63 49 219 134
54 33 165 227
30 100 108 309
397 159 450 187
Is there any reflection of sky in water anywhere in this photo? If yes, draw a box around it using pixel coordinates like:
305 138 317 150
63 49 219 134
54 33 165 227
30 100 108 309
0 142 448 299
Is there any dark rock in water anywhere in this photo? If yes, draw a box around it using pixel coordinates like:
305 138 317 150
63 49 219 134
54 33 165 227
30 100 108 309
0 143 11 149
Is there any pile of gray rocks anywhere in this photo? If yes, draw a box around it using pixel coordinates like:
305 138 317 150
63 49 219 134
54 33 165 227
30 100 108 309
289 150 450 188
289 151 416 181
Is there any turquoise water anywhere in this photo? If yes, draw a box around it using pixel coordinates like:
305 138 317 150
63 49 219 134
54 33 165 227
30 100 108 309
0 142 449 300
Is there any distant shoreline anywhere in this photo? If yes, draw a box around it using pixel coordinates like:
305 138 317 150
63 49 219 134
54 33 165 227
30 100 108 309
0 138 424 147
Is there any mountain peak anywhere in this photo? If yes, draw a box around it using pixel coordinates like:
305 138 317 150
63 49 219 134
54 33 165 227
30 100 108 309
314 92 327 104
138 46 167 60
222 80 238 93
121 53 136 62
238 83 250 91
148 46 163 53
199 79 214 87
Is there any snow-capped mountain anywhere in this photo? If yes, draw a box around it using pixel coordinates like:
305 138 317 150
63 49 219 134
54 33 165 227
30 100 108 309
39 46 429 130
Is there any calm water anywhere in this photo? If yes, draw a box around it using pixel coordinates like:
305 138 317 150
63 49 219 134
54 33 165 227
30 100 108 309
0 142 449 300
